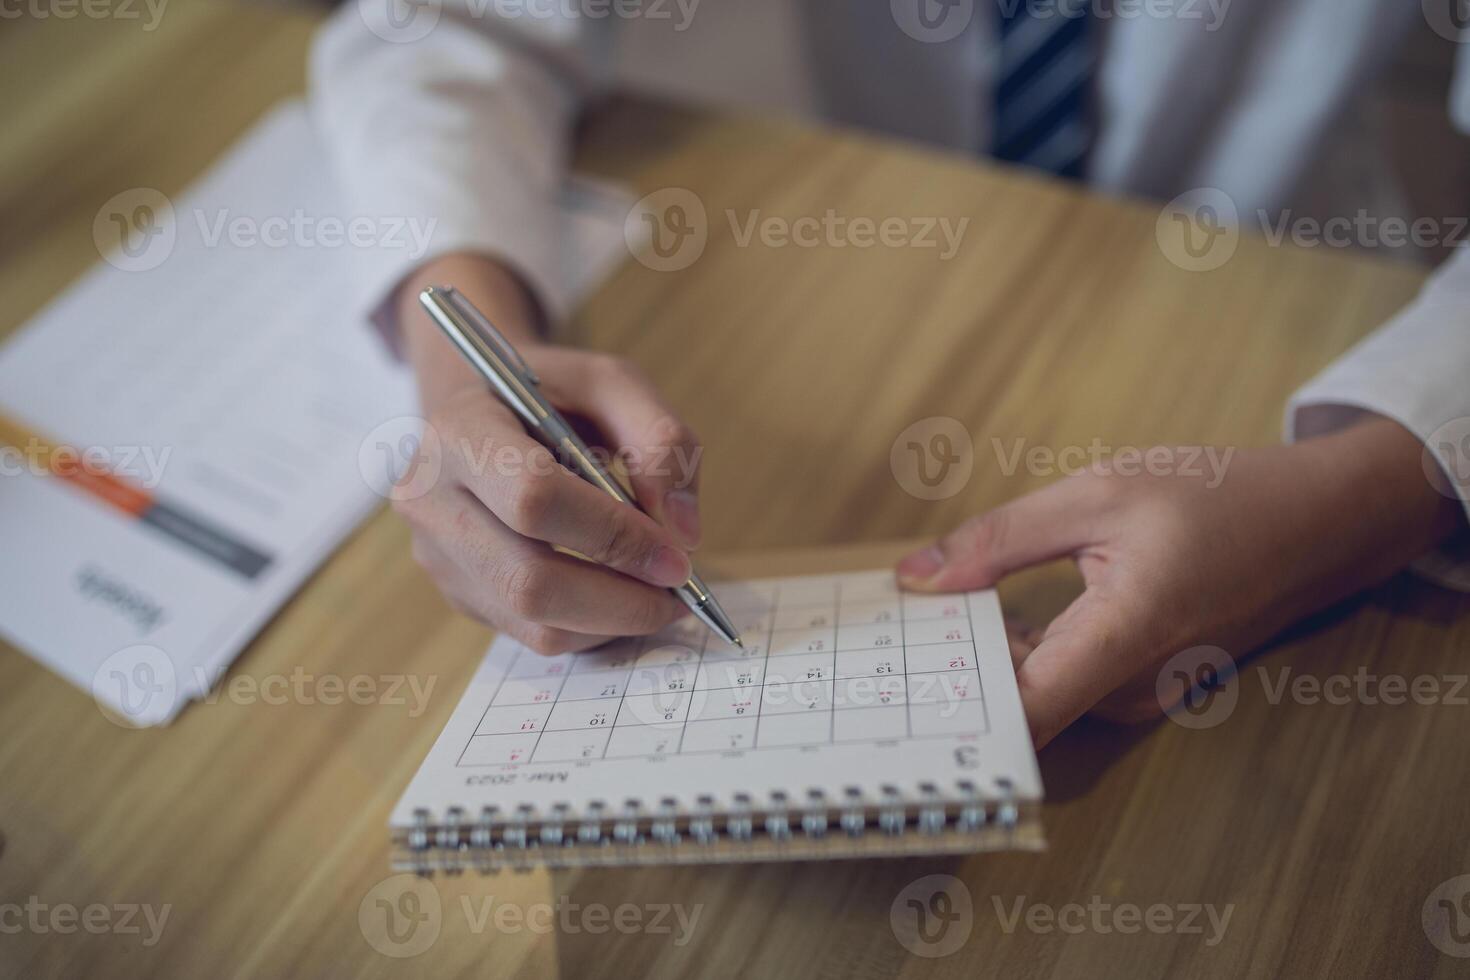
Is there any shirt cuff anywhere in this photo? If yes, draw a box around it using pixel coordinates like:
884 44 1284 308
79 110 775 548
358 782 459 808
1284 304 1470 592
347 201 570 362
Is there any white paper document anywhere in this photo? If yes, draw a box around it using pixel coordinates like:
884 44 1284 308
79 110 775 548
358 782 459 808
391 570 1044 869
0 100 635 725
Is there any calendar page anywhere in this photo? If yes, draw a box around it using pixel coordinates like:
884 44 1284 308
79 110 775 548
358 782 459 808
391 570 1042 828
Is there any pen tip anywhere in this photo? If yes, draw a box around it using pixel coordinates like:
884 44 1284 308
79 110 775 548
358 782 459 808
733 636 745 648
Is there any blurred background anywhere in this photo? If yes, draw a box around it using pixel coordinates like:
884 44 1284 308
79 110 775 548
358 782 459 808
4 0 1470 324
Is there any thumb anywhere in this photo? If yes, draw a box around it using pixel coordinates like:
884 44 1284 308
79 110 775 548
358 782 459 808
896 479 1095 592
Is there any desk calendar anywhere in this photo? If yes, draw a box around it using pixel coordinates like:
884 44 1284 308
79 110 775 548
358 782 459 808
391 570 1044 869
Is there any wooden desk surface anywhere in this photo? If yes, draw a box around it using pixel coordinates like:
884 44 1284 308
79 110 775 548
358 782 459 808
3 4 1468 979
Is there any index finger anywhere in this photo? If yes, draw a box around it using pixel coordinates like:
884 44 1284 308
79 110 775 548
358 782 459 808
439 403 693 589
537 352 703 549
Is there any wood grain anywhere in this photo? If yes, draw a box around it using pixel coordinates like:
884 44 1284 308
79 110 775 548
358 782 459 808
2 4 1467 979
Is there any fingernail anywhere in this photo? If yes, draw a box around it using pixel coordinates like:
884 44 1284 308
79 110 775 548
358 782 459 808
896 545 945 587
645 545 693 588
663 489 702 549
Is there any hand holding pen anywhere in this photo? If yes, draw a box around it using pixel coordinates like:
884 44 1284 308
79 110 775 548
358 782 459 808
421 284 741 646
386 254 739 653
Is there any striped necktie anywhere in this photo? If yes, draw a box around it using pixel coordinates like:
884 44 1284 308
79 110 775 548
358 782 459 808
991 0 1096 180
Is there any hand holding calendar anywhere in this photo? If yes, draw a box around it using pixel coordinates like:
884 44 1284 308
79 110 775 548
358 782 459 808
897 416 1461 747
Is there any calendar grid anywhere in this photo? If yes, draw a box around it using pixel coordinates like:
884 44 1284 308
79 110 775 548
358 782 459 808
457 729 993 766
521 655 569 764
453 648 520 768
964 586 988 723
456 573 997 767
597 634 645 760
827 579 841 744
672 627 712 755
512 653 992 704
747 582 783 752
899 581 911 738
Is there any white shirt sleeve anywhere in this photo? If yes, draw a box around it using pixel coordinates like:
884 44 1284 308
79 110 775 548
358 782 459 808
1285 247 1470 591
308 3 610 343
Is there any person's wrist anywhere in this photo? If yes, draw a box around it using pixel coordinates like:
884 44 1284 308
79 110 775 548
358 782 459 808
397 250 544 342
395 252 549 411
1270 415 1462 615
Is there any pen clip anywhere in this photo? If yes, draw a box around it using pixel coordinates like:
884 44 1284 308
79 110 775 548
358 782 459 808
437 286 541 385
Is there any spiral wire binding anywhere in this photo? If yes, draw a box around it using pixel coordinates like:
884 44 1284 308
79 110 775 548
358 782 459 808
394 778 1041 874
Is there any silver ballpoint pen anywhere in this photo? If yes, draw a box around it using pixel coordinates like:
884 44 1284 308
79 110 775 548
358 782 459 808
418 285 743 648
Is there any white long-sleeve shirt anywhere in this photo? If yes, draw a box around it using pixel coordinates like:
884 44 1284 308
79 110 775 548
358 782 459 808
310 0 1470 586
